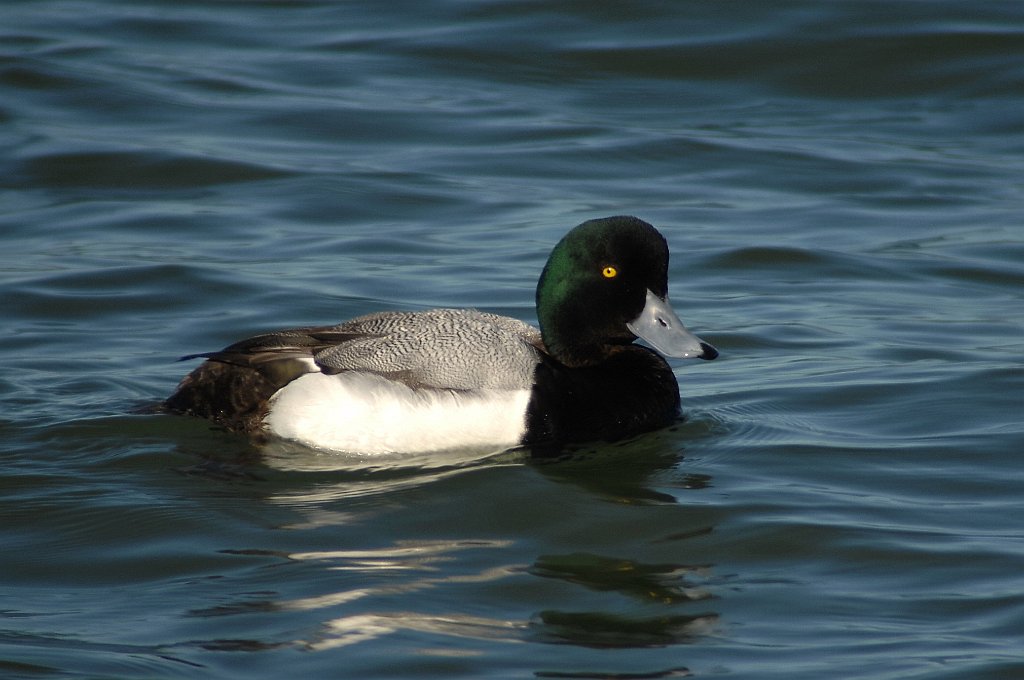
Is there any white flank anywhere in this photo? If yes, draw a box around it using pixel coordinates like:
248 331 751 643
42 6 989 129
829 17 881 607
263 372 531 455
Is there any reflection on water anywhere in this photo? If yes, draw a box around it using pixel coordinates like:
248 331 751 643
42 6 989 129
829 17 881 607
168 426 724 660
311 612 526 651
528 552 718 651
199 539 526 651
532 610 718 649
190 536 721 657
172 436 525 504
171 421 715 507
259 439 527 473
533 428 715 504
530 553 713 604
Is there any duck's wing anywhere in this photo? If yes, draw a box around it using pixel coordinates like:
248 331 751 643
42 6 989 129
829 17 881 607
178 328 349 386
183 309 543 392
311 309 543 390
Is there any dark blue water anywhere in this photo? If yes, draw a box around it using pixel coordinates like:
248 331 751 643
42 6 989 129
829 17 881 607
2 1 1023 678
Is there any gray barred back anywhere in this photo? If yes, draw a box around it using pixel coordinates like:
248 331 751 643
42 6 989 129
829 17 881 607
313 309 543 390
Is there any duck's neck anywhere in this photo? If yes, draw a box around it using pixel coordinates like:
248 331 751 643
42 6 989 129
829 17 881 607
539 327 626 368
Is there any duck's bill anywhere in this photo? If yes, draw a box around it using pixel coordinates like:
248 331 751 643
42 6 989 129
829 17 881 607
626 289 718 360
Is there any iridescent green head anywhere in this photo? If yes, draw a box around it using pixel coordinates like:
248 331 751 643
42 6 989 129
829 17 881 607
536 216 717 367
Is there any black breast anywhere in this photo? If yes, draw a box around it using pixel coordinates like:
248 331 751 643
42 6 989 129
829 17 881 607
523 347 682 454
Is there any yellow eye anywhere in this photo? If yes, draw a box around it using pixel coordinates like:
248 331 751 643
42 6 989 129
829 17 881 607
602 266 618 279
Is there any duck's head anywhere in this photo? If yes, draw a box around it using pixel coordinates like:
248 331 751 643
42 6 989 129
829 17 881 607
536 216 718 367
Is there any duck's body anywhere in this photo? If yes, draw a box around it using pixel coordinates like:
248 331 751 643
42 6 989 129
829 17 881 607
165 216 718 455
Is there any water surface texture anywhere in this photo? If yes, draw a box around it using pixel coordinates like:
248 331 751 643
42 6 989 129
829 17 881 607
2 2 1023 678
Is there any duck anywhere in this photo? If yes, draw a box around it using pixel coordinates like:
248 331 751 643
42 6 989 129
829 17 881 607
164 216 718 456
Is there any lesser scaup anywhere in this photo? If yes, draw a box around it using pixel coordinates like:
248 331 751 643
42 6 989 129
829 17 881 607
164 216 718 455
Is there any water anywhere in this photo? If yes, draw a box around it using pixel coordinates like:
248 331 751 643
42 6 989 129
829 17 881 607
2 1 1023 678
